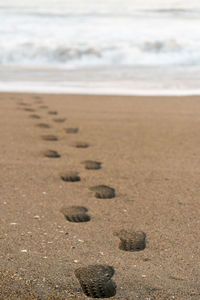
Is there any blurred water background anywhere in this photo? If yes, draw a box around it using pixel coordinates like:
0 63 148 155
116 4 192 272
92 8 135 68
1 0 200 94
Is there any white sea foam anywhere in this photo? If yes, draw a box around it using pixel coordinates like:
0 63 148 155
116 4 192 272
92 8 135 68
0 0 200 94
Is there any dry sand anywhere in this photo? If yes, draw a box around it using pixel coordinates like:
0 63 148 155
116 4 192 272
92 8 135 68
0 92 199 300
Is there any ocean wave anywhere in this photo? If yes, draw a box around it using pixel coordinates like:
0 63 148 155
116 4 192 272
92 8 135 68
144 8 200 19
142 40 181 53
147 8 200 14
0 40 199 67
2 10 200 20
1 0 200 68
1 4 200 19
0 44 102 65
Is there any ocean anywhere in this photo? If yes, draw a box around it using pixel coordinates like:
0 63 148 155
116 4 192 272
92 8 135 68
0 0 200 95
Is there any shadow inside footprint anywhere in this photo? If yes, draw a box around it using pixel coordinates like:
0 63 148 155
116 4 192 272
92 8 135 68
60 171 80 182
41 135 58 141
89 185 115 199
114 230 146 251
53 118 66 123
60 206 90 222
74 265 116 298
74 142 89 148
39 105 48 109
43 150 60 158
65 128 79 134
48 111 58 115
37 123 51 128
82 160 101 170
24 108 35 112
18 102 28 106
30 114 41 119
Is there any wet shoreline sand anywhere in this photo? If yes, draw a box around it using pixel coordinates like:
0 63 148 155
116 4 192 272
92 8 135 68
0 92 199 299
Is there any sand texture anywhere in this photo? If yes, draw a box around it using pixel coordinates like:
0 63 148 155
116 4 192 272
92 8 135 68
0 93 200 299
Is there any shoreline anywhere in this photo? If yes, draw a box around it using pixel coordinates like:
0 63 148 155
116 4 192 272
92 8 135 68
1 64 200 96
1 87 200 96
0 92 199 299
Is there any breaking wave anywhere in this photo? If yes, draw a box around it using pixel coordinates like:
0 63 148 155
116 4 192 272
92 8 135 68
0 0 200 68
0 39 200 67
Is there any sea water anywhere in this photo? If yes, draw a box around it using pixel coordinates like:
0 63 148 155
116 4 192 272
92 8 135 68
0 0 200 95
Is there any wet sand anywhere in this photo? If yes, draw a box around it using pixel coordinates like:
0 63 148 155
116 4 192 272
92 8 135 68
0 92 199 299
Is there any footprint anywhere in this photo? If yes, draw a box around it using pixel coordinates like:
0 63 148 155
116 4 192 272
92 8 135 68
43 150 60 158
34 98 43 104
89 185 115 199
29 114 41 119
41 135 58 141
33 96 41 100
60 206 90 222
18 102 29 106
39 105 48 109
53 118 66 123
74 265 116 298
65 128 79 134
74 142 89 148
60 171 80 182
114 230 146 251
82 160 101 170
48 111 58 115
37 123 51 128
24 108 35 112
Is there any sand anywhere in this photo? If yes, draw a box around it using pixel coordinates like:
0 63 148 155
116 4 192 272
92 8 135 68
0 92 199 300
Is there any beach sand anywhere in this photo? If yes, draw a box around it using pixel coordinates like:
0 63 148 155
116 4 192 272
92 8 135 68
0 92 199 299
